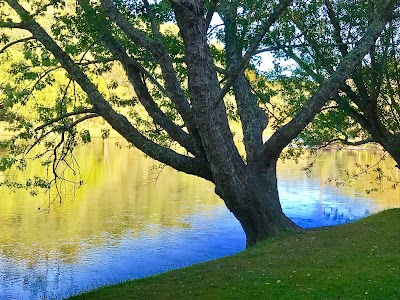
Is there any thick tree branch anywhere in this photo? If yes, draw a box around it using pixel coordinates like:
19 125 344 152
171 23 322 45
6 0 212 181
75 0 201 155
99 31 201 156
0 21 25 28
99 0 198 141
171 0 248 179
274 14 399 165
260 0 397 164
220 3 268 166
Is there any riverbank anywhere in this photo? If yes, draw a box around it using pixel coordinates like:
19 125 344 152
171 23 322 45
69 208 400 299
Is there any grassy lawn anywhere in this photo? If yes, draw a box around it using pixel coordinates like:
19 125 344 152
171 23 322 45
69 208 400 300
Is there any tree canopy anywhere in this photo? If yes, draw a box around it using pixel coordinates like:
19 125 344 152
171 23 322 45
0 0 398 246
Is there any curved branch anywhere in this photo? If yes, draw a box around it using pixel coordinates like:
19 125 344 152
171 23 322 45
27 113 98 155
69 113 98 127
25 130 53 154
324 137 375 147
0 36 34 54
35 108 96 131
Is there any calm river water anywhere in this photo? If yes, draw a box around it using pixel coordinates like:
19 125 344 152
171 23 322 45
0 138 399 299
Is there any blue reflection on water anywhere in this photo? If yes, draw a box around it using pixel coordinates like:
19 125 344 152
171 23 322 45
0 207 244 300
279 176 376 228
0 176 395 299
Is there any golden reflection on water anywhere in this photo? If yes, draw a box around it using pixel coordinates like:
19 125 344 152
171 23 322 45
0 138 222 264
278 149 400 210
0 139 399 266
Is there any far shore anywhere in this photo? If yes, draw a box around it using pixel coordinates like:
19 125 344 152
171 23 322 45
0 121 388 152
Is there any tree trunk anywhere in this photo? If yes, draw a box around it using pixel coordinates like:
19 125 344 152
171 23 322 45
376 134 400 167
214 160 299 247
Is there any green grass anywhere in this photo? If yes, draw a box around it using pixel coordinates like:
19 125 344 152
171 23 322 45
69 209 400 300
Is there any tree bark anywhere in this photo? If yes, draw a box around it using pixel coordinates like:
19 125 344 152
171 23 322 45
221 4 268 167
214 161 299 247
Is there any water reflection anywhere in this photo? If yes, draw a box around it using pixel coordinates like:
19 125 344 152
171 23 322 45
0 139 399 299
278 149 399 227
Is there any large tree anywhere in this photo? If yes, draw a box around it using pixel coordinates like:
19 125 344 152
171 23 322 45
0 0 398 246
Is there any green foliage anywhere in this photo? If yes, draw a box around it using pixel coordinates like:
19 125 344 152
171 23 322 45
101 128 110 139
80 129 91 144
0 156 17 171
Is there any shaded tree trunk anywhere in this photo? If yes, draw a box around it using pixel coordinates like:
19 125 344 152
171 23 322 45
385 140 400 167
214 161 299 247
370 129 400 167
335 94 400 167
171 1 298 246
